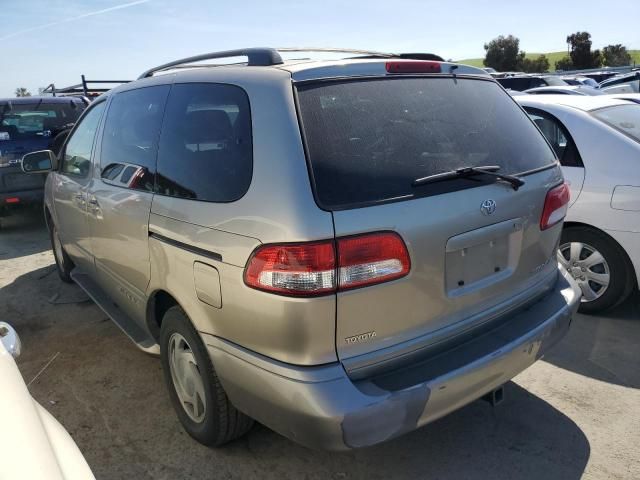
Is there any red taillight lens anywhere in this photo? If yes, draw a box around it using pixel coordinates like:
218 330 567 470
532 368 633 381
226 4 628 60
540 183 570 230
244 233 411 296
5 197 20 204
244 241 336 296
385 61 441 74
337 232 410 290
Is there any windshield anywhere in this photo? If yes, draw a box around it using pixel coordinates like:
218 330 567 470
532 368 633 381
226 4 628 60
0 101 84 140
592 104 640 143
297 77 556 209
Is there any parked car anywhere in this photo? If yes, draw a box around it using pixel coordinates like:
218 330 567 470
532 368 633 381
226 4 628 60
606 93 640 104
0 97 87 221
582 71 618 84
497 75 569 91
524 86 603 96
0 322 95 479
516 94 640 312
562 76 599 88
21 47 580 450
599 71 640 92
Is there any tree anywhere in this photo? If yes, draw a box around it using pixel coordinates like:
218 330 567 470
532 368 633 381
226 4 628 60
555 56 574 71
602 44 631 67
483 35 526 71
15 87 31 97
521 54 550 73
566 32 601 69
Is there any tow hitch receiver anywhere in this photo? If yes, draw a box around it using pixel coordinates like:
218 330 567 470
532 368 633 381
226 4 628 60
482 386 505 406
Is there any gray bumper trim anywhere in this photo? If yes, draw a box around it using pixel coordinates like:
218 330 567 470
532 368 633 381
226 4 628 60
204 268 581 450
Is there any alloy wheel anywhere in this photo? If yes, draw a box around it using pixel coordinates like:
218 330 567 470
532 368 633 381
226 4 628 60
558 242 611 303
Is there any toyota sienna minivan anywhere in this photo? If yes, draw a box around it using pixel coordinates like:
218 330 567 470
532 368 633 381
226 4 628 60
21 48 581 450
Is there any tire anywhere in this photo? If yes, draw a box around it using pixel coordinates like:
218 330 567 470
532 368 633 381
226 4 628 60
559 226 634 314
49 222 74 283
160 306 253 446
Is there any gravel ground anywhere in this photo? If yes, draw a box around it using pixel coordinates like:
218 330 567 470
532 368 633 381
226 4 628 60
1 210 639 480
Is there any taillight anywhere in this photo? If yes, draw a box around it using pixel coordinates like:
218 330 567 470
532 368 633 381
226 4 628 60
540 183 570 230
385 61 441 74
244 241 336 296
337 232 410 290
244 232 411 296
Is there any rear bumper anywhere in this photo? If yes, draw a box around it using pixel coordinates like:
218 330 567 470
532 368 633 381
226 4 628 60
204 267 581 451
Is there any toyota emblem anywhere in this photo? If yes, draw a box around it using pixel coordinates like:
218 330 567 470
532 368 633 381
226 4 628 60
480 199 496 216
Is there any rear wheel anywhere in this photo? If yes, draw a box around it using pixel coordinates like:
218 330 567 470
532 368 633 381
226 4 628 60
50 223 74 283
558 226 634 313
160 306 253 446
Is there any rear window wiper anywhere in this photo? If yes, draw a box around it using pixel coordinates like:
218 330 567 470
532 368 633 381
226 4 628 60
412 165 525 191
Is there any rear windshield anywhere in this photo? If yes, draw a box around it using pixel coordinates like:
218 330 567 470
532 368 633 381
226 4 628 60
0 101 84 140
592 104 640 143
544 77 569 87
297 77 556 209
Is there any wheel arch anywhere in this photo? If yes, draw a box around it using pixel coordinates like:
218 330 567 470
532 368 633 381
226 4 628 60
146 289 204 343
563 221 638 288
146 289 181 342
44 204 53 231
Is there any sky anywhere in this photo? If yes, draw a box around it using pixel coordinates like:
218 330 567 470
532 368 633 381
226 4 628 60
2 0 639 97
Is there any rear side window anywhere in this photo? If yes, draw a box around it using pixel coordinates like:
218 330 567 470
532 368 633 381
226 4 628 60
156 83 252 202
101 86 170 192
525 108 583 167
297 77 556 209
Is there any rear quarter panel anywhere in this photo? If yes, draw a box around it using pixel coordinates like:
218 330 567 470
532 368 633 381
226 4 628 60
556 106 640 233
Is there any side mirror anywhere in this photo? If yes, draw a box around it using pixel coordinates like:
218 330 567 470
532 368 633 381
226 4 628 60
0 322 21 358
21 150 57 174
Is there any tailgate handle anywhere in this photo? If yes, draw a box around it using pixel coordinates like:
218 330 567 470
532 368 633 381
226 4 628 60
446 218 523 252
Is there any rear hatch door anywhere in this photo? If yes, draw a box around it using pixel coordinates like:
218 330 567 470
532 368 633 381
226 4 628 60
296 74 564 374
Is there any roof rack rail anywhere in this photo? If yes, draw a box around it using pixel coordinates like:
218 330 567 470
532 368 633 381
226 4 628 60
137 47 445 79
275 47 395 57
42 75 131 99
138 48 284 79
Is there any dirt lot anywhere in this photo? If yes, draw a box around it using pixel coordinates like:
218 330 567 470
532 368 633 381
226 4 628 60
1 210 639 480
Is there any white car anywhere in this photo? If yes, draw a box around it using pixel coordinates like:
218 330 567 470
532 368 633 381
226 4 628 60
0 322 95 480
524 85 603 96
515 95 640 312
605 93 640 105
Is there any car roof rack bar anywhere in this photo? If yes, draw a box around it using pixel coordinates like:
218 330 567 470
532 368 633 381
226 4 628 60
138 47 447 79
138 48 284 79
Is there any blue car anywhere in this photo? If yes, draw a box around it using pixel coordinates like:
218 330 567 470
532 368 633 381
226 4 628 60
0 96 87 219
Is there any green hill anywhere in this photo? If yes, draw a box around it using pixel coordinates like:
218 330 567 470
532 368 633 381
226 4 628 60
456 50 640 70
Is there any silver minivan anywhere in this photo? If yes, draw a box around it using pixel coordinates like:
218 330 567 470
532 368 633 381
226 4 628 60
22 48 581 450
